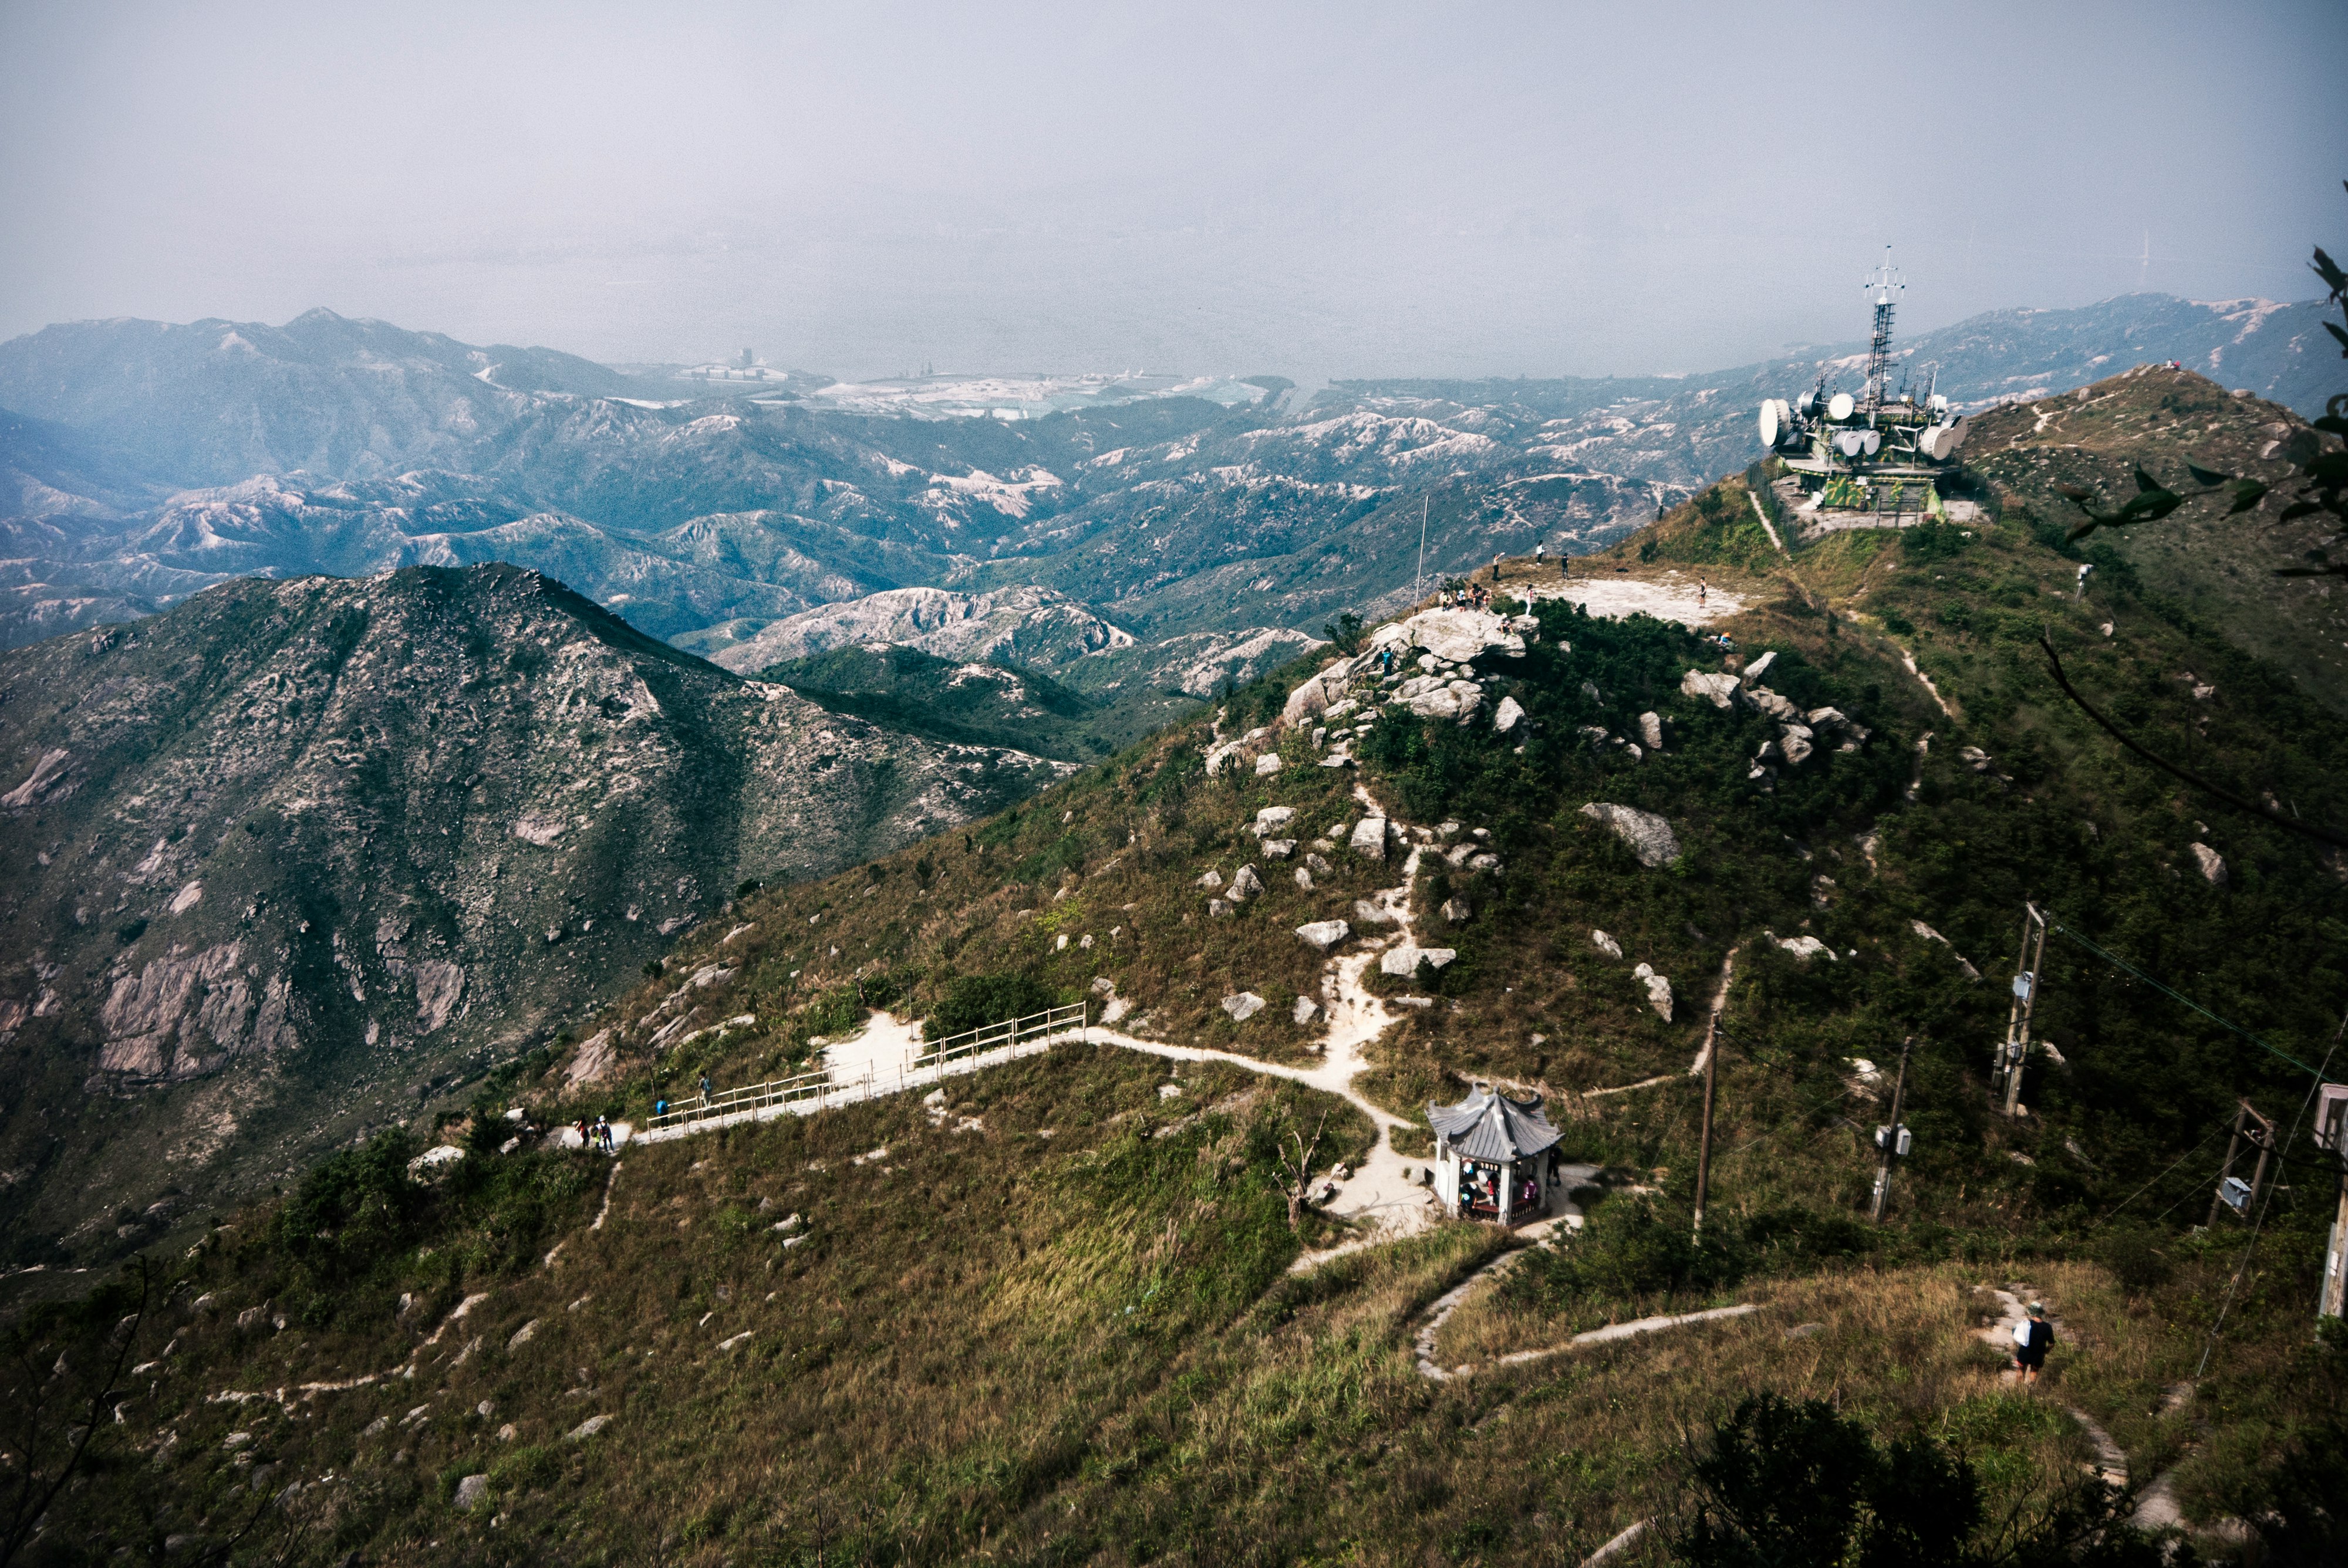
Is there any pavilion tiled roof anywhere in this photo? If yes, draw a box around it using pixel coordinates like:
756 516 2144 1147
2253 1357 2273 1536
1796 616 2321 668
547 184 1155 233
1428 1084 1561 1164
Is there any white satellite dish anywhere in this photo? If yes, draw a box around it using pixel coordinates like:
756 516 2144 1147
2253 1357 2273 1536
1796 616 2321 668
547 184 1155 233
1917 427 1945 460
1827 391 1856 423
1758 400 1779 447
1834 430 1864 457
1941 415 1971 454
1860 430 1881 457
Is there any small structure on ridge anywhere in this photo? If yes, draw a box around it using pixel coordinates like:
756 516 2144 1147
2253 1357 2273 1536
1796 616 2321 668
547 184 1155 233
1428 1084 1564 1225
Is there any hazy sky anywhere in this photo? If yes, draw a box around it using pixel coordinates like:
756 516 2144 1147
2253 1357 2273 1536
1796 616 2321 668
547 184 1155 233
3 1 2342 380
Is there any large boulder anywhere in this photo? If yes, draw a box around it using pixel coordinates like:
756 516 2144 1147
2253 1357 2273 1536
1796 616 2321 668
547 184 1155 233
1296 920 1351 951
1367 607 1526 664
1631 962 1674 1021
2191 843 2228 885
1349 816 1389 860
1221 992 1266 1022
1680 670 1742 709
1228 864 1264 902
1494 695 1526 734
1579 802 1682 868
1379 944 1458 976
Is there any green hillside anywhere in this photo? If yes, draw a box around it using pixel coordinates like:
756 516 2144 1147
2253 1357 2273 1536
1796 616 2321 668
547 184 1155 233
9 367 2347 1565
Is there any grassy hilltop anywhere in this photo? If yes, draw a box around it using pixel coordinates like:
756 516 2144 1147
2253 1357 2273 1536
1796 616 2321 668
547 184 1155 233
9 367 2347 1565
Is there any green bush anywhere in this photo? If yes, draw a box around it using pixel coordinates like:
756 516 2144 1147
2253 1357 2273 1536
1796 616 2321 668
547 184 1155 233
923 971 1059 1042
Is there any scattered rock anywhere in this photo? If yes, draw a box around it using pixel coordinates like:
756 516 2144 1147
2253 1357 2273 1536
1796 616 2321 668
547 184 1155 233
1293 867 1314 890
1959 745 1993 772
1296 920 1352 952
1631 963 1674 1020
1261 839 1296 860
1784 1323 1824 1341
1253 752 1283 776
1744 650 1777 681
1207 898 1232 918
1352 898 1396 925
1304 851 1332 874
2190 843 2227 886
1221 992 1266 1022
1440 898 1472 925
1293 995 1321 1025
1493 696 1526 733
1349 817 1389 860
454 1474 491 1511
1638 711 1664 750
1380 945 1458 976
1195 869 1224 890
1252 806 1297 836
1228 864 1264 902
1591 930 1622 960
1579 802 1682 868
1679 670 1742 709
567 1415 611 1440
507 1319 539 1350
1770 934 1835 962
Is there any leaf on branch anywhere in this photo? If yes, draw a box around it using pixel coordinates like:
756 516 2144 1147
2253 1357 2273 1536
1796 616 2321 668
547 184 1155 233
2186 462 2233 486
2273 563 2348 579
2226 479 2268 515
2278 499 2325 522
2313 416 2348 438
2132 466 2165 495
2053 482 2099 505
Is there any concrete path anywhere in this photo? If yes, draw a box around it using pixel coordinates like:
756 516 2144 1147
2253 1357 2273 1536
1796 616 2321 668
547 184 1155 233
1525 569 1744 628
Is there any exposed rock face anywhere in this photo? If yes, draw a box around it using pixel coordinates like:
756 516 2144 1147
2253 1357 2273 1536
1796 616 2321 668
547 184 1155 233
1680 670 1742 709
1631 962 1674 1020
1295 920 1351 951
2191 843 2228 885
709 586 1134 674
0 565 1065 1251
1579 802 1683 868
1590 930 1623 960
1365 607 1526 664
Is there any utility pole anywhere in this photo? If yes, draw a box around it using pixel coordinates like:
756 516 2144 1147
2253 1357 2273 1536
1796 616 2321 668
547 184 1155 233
2317 1085 2348 1321
1415 494 1431 601
1870 1035 1915 1223
1692 1009 1722 1238
1998 903 2049 1117
2207 1098 2277 1228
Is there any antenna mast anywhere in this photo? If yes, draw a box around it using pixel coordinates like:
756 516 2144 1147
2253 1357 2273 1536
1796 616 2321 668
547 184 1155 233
1861 246 1905 420
1415 494 1431 600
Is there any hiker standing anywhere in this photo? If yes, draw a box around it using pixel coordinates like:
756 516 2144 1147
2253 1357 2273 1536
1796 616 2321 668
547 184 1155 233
2012 1302 2054 1385
1534 539 1546 568
594 1115 612 1153
699 1073 713 1107
1490 553 1503 584
1698 576 1709 607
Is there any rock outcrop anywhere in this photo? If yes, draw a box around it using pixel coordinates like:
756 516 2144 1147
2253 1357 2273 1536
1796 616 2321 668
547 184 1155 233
1579 802 1683 868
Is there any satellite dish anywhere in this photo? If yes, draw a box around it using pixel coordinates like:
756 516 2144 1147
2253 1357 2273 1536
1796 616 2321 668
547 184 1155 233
1917 427 1945 460
1758 400 1779 447
1860 430 1881 457
1941 415 1971 454
1827 392 1856 423
1834 430 1864 457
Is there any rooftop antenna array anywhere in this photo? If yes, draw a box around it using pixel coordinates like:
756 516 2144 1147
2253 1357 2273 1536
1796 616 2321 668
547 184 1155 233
1861 246 1905 418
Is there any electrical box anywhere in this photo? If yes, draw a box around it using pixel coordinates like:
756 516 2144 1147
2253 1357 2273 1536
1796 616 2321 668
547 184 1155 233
2219 1175 2253 1214
1873 1126 1913 1155
2012 973 2034 1001
2316 1083 2348 1155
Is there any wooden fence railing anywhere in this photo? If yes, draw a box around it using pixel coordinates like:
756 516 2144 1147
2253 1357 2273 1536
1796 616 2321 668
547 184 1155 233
643 1002 1088 1133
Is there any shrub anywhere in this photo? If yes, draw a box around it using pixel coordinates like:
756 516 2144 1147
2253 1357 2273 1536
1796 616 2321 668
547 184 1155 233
923 971 1058 1042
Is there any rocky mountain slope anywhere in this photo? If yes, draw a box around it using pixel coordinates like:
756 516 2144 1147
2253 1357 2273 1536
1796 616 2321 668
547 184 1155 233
3 293 2327 670
11 363 2348 1566
0 564 1065 1260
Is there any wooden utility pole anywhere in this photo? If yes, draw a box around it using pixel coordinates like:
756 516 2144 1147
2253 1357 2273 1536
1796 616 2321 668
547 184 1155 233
1871 1035 1915 1223
2206 1099 2276 1228
1692 1009 1722 1238
2319 1085 2348 1321
2000 904 2049 1118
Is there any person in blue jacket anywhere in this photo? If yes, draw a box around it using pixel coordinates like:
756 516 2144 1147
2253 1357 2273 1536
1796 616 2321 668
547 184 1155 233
2012 1302 2054 1385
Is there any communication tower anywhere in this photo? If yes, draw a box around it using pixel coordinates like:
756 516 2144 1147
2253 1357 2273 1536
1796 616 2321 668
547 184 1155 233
1753 249 1969 526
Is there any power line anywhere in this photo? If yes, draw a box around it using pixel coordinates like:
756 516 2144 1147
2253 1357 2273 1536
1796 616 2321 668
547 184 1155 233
2045 918 2325 1079
2086 1113 2234 1230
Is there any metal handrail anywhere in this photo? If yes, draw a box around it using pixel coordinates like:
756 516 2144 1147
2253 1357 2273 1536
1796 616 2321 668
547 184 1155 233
643 1002 1088 1131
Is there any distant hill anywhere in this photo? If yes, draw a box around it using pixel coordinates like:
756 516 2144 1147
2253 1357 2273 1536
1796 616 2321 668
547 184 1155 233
0 563 1067 1258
